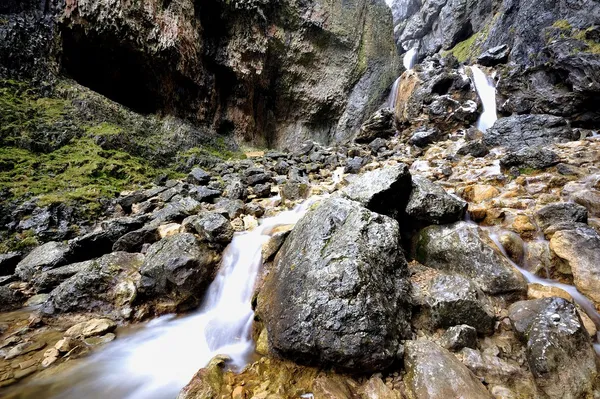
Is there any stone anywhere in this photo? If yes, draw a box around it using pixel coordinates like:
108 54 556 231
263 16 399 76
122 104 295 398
187 168 211 185
182 213 233 245
550 226 600 305
15 241 72 281
65 318 117 338
112 226 160 252
572 189 600 217
456 141 489 158
0 286 24 312
459 184 500 203
344 156 365 174
280 181 310 203
54 337 75 353
4 341 46 360
355 108 395 143
404 340 492 399
368 137 388 153
0 252 21 276
441 325 478 351
30 261 87 293
405 177 467 225
408 126 443 147
138 233 219 308
477 45 510 67
484 115 577 150
188 186 221 203
177 355 229 399
224 179 248 201
342 164 412 218
500 147 560 170
361 376 402 399
157 223 181 239
498 231 525 265
508 298 597 399
84 333 116 346
427 275 495 334
258 197 411 372
414 222 527 295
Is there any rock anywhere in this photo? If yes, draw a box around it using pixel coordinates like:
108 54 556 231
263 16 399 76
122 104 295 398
498 231 525 265
187 168 211 185
550 226 600 305
177 355 229 399
508 298 597 399
408 126 443 147
182 213 233 245
42 252 144 316
242 215 258 231
251 183 272 198
214 199 245 220
148 197 202 227
112 226 160 252
414 222 527 295
84 333 116 346
188 186 221 203
138 233 219 308
441 325 477 351
456 141 489 158
258 197 411 372
224 179 248 201
535 202 588 231
355 108 396 143
427 275 495 334
280 181 310 203
572 189 600 217
500 147 560 170
405 176 467 225
262 229 291 262
477 45 510 67
0 286 24 312
342 164 412 218
31 261 90 293
15 241 72 281
157 223 181 238
54 338 75 353
0 252 21 276
344 156 365 174
4 341 46 360
65 318 117 338
368 137 388 153
484 115 577 150
404 340 492 399
361 376 402 399
244 202 265 218
459 185 499 203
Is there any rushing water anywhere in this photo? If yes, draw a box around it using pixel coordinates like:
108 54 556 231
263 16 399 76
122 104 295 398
24 198 322 399
470 65 498 132
403 47 418 71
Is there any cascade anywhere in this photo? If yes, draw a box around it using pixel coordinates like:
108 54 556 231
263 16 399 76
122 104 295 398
387 47 418 108
470 65 498 132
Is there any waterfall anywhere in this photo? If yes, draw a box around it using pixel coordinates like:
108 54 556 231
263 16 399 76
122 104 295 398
34 198 323 399
470 65 498 132
403 47 418 71
387 76 402 108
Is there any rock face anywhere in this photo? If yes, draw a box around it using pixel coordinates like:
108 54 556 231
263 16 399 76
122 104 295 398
258 197 412 372
405 177 467 225
414 222 527 295
342 164 412 218
355 108 396 143
404 340 492 399
508 298 598 399
2 0 399 148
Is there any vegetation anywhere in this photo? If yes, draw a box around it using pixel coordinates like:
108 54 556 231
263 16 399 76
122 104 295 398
443 13 500 63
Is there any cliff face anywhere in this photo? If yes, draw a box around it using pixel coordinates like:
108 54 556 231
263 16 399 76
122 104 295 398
0 0 399 148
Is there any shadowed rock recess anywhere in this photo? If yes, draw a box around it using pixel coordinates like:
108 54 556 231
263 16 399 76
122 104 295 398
2 0 600 398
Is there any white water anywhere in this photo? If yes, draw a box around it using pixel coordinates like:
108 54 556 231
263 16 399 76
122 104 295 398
403 47 418 71
470 65 497 132
387 76 402 108
42 198 322 399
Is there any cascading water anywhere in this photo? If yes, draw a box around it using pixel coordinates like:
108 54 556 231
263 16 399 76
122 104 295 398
387 76 402 108
470 65 498 132
386 47 418 108
28 198 323 399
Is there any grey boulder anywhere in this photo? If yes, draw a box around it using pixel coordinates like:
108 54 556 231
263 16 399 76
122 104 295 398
406 177 467 225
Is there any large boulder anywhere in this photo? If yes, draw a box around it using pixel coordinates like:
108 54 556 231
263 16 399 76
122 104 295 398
535 202 588 231
484 115 577 150
138 233 220 308
508 298 598 399
15 241 72 281
404 340 493 399
550 226 600 305
405 177 467 225
341 164 412 218
499 147 560 170
355 108 396 143
258 197 412 372
414 222 527 295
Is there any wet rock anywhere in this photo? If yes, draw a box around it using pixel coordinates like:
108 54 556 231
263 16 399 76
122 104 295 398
0 252 21 276
508 298 597 399
224 178 248 201
0 285 24 312
500 147 560 170
4 340 46 360
15 241 72 281
112 226 160 253
498 231 525 265
406 176 467 225
138 233 220 308
177 355 229 399
534 202 588 231
280 181 310 203
459 184 499 203
404 340 492 399
182 213 233 245
188 186 221 203
31 261 90 293
244 202 265 218
427 275 495 334
361 375 402 399
456 141 489 158
187 168 211 185
148 197 202 226
408 126 443 147
344 156 365 174
477 45 510 67
65 318 117 338
550 226 600 305
484 115 576 150
258 197 411 372
342 164 411 218
43 252 144 316
441 325 477 350
251 183 272 198
572 189 600 217
356 108 395 143
368 138 388 153
414 222 527 295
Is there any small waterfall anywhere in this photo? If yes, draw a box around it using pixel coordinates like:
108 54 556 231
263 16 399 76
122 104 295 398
33 198 322 399
470 65 498 132
403 47 418 71
387 76 402 108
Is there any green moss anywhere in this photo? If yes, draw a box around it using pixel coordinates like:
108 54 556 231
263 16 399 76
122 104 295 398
444 13 500 64
553 19 572 31
518 167 537 175
86 122 124 137
574 27 600 54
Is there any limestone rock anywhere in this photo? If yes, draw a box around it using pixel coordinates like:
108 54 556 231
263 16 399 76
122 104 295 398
405 176 467 225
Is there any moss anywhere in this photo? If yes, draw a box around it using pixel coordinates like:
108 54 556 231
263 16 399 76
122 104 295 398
574 27 600 54
444 13 500 64
518 167 537 175
86 122 124 137
553 19 572 31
